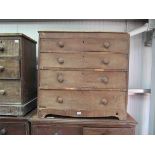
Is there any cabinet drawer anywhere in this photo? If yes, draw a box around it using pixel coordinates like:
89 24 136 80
40 38 129 53
31 125 82 135
38 90 127 119
0 39 20 57
39 70 127 89
0 122 29 135
0 57 20 79
0 80 21 104
40 52 128 70
83 127 135 135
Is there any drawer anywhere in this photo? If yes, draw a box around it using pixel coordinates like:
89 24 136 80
0 122 29 135
0 57 20 79
0 39 20 57
39 70 127 89
40 38 129 53
38 90 127 119
83 127 135 135
0 80 21 104
31 125 82 135
40 52 128 70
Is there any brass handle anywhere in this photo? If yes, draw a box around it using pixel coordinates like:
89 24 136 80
0 66 5 72
57 57 64 64
0 42 4 52
58 41 64 48
101 58 109 65
100 76 109 84
103 41 110 49
57 73 64 83
100 98 108 105
0 128 7 135
0 90 6 95
57 97 63 104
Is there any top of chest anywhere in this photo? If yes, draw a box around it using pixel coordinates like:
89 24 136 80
39 32 130 53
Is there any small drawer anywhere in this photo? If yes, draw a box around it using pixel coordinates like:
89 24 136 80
0 39 20 57
40 52 128 70
0 57 20 79
40 38 129 53
31 125 82 135
0 80 21 104
39 70 127 89
38 90 127 119
83 127 135 135
0 122 29 135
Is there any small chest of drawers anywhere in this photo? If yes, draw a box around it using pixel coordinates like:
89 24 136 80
38 32 130 120
0 33 37 116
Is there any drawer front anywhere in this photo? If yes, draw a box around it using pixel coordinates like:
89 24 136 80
39 70 127 89
40 38 129 53
31 125 82 135
0 122 29 135
38 90 127 118
0 57 20 79
40 52 128 70
0 80 21 104
0 39 20 57
83 127 135 135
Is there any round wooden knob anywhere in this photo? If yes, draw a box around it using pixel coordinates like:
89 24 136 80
0 128 7 135
0 66 5 72
0 90 6 95
103 41 110 49
101 98 108 105
58 41 64 48
57 73 64 83
100 76 109 84
57 57 64 64
101 58 109 65
57 97 63 104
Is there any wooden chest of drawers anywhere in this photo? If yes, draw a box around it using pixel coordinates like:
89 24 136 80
30 113 136 135
0 33 37 116
38 32 130 120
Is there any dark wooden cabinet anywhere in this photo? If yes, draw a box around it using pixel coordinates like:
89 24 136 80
30 113 137 135
38 31 130 120
0 33 37 116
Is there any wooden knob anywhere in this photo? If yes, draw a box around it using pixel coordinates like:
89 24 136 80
0 90 6 95
101 98 108 105
103 41 110 49
57 57 64 64
57 73 64 83
0 128 7 135
101 58 109 65
100 76 109 84
58 41 64 48
57 97 63 104
0 66 5 72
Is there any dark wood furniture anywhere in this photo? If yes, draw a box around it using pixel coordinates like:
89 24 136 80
0 33 37 116
38 31 130 120
30 113 137 135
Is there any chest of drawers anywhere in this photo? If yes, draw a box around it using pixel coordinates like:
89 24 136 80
0 33 37 116
38 32 130 120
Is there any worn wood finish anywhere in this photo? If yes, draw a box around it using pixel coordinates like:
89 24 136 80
38 32 130 119
83 127 135 135
40 52 128 70
38 90 126 119
30 112 137 135
0 80 21 104
0 34 37 116
40 38 128 53
0 57 20 79
40 70 127 89
0 38 20 57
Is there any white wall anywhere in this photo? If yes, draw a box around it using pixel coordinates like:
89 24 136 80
0 20 151 134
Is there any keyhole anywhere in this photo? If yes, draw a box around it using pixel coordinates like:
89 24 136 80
83 40 85 44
